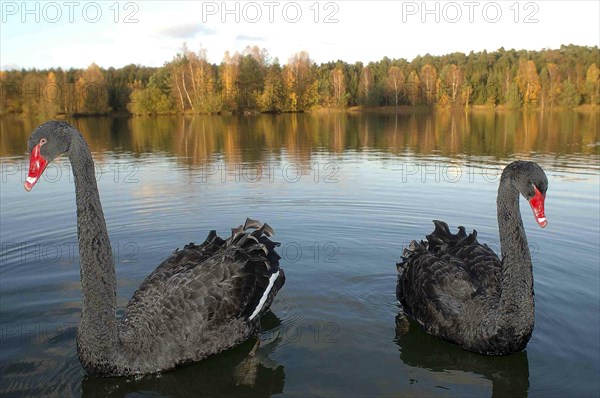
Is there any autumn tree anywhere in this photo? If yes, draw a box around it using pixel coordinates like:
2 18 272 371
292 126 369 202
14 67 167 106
358 66 374 106
258 61 285 112
420 64 437 104
43 72 61 116
219 51 240 111
406 70 420 106
386 66 405 106
515 58 541 106
284 51 317 110
189 47 220 113
440 64 464 104
540 63 561 109
584 63 599 105
168 46 196 113
331 67 347 107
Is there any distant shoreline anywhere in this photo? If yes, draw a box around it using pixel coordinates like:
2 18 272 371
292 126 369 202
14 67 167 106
2 104 598 120
342 104 599 114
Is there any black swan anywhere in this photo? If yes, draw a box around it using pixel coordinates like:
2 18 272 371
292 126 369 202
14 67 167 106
24 121 285 376
396 160 548 355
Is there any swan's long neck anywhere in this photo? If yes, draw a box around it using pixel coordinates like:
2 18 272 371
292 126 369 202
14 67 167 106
496 175 534 339
69 133 119 370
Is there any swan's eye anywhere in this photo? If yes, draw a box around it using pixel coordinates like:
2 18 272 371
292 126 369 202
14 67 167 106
528 183 537 199
40 138 47 145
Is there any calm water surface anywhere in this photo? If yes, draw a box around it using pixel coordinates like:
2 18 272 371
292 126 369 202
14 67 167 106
1 112 599 397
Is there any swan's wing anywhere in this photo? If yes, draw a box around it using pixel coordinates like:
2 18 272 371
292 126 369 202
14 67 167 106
118 220 284 365
426 220 501 291
398 245 477 331
396 220 502 333
448 239 501 291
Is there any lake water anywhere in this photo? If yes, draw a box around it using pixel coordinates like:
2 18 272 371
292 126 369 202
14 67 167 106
1 111 599 397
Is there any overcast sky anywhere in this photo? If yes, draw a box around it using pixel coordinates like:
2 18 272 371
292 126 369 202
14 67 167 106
1 0 599 69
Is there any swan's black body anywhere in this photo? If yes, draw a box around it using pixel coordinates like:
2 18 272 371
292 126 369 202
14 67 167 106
25 121 285 376
397 161 548 355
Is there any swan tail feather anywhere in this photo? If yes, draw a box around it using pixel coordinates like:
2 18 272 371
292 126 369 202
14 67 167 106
398 219 474 273
425 220 479 253
177 219 285 322
176 219 280 265
243 218 262 230
397 239 425 275
224 218 285 321
246 267 285 320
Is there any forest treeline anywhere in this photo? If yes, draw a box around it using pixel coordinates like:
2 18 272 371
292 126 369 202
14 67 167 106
1 44 598 117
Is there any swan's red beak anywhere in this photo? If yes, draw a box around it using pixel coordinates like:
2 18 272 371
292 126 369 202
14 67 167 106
24 142 48 192
528 186 547 228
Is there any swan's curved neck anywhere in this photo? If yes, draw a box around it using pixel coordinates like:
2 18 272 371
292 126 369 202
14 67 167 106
69 132 119 369
496 176 534 334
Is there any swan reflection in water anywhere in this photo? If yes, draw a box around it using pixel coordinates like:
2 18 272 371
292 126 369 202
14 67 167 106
81 311 285 398
394 313 529 398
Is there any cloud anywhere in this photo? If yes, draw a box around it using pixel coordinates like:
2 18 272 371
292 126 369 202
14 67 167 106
160 24 215 39
1 63 21 71
235 34 266 42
